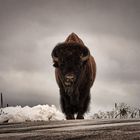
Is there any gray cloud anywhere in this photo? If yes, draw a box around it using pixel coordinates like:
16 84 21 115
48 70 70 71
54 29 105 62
0 0 140 111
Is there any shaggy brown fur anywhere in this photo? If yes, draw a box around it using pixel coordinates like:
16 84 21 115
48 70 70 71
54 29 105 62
51 33 96 119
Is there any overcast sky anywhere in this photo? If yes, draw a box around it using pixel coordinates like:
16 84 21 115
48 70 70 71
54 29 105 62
0 0 140 112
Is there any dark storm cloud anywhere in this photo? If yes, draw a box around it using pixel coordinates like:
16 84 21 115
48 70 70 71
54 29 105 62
0 0 140 110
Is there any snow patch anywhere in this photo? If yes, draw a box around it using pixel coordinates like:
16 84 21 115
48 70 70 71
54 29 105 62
0 104 65 123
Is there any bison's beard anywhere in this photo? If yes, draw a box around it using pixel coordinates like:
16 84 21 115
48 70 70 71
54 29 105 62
62 73 83 105
65 85 79 105
64 81 75 95
64 86 73 95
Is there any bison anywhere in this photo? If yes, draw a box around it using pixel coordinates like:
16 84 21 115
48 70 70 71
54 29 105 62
51 33 96 119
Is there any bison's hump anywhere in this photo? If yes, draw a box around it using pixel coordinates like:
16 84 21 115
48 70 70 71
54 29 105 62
65 33 85 46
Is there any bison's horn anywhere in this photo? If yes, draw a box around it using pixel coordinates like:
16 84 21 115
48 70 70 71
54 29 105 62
65 32 85 46
81 54 90 61
80 47 90 61
52 55 58 62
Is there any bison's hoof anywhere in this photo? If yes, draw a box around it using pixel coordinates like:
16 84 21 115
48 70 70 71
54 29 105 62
66 115 75 120
76 115 84 119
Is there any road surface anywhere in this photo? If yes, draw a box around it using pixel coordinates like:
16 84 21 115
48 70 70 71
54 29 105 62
0 119 140 140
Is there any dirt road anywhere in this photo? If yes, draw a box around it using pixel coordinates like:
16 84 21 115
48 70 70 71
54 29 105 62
0 119 140 140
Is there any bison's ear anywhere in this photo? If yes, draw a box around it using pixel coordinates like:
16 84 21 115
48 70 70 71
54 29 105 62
80 47 90 61
52 45 61 68
52 47 59 62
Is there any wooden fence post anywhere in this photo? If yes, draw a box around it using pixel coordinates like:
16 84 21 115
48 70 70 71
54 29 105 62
1 93 3 108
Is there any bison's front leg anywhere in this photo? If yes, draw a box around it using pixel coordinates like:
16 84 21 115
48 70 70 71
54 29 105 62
60 90 75 120
76 89 90 119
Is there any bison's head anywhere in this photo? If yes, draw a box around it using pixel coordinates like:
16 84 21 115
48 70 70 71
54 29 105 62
52 42 90 92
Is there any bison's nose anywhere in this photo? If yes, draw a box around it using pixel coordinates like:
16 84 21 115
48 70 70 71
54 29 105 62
65 73 75 82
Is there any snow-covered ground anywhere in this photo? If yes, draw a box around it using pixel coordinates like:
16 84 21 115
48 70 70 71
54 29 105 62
0 105 65 123
0 103 140 123
0 104 92 123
